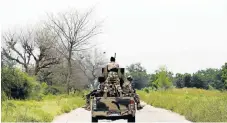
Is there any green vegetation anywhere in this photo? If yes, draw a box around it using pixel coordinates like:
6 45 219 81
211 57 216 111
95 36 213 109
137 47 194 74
1 67 45 100
138 88 227 122
126 63 149 89
126 62 227 121
126 62 227 91
1 93 85 122
2 6 227 122
152 66 173 90
221 63 227 89
1 66 88 122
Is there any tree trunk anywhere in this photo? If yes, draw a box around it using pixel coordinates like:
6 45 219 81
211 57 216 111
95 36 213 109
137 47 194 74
24 65 28 73
34 61 39 75
66 47 72 95
66 58 72 95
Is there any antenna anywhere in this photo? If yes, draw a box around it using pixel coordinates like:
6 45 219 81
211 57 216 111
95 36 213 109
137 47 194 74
114 53 116 59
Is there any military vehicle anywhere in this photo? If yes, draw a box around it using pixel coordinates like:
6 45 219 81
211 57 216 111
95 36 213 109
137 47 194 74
90 67 136 123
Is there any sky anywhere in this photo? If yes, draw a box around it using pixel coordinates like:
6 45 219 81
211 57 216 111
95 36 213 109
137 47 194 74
1 0 227 74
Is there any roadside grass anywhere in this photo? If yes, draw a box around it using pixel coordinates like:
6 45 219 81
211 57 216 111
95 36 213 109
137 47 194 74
1 91 87 122
137 88 227 122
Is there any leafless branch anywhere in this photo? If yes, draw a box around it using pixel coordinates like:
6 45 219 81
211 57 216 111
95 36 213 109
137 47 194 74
45 8 102 94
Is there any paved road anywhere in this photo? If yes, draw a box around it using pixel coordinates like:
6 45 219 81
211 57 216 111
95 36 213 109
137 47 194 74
52 101 191 123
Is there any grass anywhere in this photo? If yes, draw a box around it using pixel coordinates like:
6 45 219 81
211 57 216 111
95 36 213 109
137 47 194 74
137 88 227 122
1 91 87 122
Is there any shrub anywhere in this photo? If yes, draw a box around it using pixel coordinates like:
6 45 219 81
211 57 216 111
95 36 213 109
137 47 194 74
1 67 38 99
1 91 8 101
44 86 61 95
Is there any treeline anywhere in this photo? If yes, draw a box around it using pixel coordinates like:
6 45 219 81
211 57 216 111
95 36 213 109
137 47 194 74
1 8 107 100
126 62 227 90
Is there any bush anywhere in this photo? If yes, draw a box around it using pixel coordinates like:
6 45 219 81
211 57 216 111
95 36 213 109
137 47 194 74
44 86 61 95
1 67 49 100
1 91 8 101
1 67 37 99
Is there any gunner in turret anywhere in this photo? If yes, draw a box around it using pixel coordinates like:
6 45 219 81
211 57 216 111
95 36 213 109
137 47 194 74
103 57 123 97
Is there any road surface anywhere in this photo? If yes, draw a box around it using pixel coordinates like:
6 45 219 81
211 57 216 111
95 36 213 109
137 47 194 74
52 101 191 123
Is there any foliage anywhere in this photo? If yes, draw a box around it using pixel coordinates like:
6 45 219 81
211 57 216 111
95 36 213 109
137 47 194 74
174 73 192 88
44 85 66 95
172 68 225 90
1 93 85 122
152 66 173 90
1 91 8 101
1 67 41 99
1 66 66 101
126 62 149 89
193 68 223 89
138 88 227 122
221 62 227 89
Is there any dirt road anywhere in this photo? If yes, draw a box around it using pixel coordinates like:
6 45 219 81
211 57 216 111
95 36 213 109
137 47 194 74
52 101 191 123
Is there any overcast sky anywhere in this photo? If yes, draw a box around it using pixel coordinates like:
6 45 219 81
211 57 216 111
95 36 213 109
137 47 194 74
1 0 227 74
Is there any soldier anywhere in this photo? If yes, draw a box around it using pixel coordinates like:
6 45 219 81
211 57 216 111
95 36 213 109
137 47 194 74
103 57 123 97
83 82 105 110
122 76 134 94
125 75 143 110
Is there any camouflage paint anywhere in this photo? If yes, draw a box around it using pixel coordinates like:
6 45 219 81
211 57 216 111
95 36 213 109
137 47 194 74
91 97 136 117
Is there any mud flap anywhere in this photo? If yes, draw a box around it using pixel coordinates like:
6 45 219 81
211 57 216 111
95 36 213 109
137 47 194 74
92 116 98 123
127 115 135 123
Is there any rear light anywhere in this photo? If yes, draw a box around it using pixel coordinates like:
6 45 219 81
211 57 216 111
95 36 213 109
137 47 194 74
130 100 134 104
129 100 135 110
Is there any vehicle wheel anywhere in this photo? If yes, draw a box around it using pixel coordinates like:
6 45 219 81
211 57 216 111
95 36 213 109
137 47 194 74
127 115 135 123
92 116 98 123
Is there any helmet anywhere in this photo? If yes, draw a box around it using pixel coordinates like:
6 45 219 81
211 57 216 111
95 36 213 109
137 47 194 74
127 75 133 81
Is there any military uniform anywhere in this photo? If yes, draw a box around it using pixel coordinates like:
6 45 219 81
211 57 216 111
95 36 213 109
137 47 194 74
103 61 123 96
122 80 134 95
83 83 104 110
125 76 143 110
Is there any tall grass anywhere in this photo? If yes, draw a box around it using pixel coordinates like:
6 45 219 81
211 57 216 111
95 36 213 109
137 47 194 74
1 92 86 122
137 88 227 122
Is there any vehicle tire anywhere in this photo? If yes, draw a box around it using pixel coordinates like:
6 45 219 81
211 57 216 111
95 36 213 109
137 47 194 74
127 115 135 123
92 116 98 123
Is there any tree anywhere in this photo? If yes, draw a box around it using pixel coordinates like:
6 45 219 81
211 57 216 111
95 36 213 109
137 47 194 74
190 73 206 89
2 29 33 73
1 50 17 68
76 48 108 88
153 66 173 90
183 73 192 87
191 68 223 89
148 73 158 87
173 68 223 90
174 73 184 88
126 63 149 89
2 27 61 76
28 26 60 75
221 62 227 89
45 9 101 94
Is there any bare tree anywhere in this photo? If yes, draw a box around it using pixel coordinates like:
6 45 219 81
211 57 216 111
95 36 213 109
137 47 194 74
28 27 61 75
2 29 33 73
76 48 108 88
45 58 90 92
45 9 101 94
1 49 17 68
2 26 61 75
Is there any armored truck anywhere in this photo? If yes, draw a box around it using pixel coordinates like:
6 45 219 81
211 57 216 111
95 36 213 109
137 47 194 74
90 67 136 123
